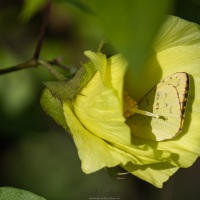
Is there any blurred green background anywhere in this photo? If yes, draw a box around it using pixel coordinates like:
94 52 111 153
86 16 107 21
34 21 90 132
1 0 200 199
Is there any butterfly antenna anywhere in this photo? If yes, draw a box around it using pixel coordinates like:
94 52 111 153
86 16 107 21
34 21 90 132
133 108 161 119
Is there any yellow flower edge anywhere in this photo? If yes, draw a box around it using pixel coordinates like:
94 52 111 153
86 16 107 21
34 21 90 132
62 16 200 188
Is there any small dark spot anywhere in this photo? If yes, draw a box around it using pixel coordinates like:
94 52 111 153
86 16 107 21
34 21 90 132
176 79 181 87
156 92 160 100
156 102 159 110
165 103 168 107
159 115 167 121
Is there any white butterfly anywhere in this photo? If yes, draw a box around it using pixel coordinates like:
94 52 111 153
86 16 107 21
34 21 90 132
127 72 189 141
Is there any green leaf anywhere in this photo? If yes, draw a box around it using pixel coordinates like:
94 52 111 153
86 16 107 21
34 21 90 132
20 0 48 21
83 0 173 77
40 61 96 130
40 88 68 130
0 187 46 200
43 61 96 101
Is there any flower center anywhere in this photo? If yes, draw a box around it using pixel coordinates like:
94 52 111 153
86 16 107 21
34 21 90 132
123 92 138 118
123 91 160 119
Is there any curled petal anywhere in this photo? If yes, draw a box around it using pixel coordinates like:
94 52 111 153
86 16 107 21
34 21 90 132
75 51 131 145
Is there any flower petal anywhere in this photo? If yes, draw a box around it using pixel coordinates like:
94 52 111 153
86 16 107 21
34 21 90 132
74 51 131 145
108 54 128 104
151 16 200 164
64 101 176 174
127 16 200 168
63 101 137 173
154 15 200 52
84 50 128 105
123 162 179 188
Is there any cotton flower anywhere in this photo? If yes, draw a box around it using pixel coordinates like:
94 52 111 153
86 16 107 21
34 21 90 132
41 15 200 188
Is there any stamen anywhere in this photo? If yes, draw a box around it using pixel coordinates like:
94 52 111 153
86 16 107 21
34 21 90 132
123 91 162 119
131 108 160 119
123 92 138 118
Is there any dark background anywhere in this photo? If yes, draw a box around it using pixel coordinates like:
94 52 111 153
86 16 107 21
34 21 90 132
0 0 200 199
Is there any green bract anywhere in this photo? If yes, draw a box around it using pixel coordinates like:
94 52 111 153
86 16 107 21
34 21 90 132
40 16 200 188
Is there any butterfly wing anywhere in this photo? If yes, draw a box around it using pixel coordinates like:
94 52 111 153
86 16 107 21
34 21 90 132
157 72 189 110
128 72 189 141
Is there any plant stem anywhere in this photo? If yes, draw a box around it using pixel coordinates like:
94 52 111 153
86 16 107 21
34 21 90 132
0 1 51 76
38 59 66 81
33 0 51 59
0 59 38 75
0 1 75 79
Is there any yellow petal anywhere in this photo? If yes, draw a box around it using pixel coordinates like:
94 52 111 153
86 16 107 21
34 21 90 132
154 15 200 52
84 50 128 104
123 162 178 188
64 101 176 174
75 51 131 145
127 16 200 167
152 16 200 164
63 102 153 172
63 102 123 172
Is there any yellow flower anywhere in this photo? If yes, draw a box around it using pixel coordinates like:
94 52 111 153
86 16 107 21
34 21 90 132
41 15 200 188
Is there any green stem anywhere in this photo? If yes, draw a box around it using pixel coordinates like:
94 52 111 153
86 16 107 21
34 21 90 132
0 1 51 76
38 59 67 81
33 1 51 59
0 57 73 81
0 58 38 75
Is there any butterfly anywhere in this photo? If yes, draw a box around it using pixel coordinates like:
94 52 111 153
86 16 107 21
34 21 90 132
128 72 189 141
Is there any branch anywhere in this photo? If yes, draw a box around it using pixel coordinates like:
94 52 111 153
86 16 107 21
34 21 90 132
0 58 38 75
33 0 51 59
38 59 67 81
0 1 51 76
0 1 75 79
0 57 73 81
